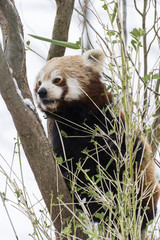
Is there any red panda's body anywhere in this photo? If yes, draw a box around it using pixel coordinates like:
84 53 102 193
34 50 159 239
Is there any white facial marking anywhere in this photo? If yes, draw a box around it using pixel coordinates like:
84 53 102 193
50 70 61 80
39 71 45 81
65 78 83 101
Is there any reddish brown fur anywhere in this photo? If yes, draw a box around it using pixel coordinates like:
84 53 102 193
140 136 160 214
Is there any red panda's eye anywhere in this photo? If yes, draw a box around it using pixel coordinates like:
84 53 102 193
53 78 62 84
38 81 41 86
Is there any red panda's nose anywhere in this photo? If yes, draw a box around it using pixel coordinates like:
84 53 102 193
38 87 47 99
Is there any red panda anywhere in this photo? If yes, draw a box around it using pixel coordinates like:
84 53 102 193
34 50 160 239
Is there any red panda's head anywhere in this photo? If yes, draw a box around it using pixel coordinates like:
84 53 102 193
34 50 109 113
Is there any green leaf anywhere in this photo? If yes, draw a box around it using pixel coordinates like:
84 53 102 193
130 28 145 39
92 128 98 139
95 174 104 184
107 31 115 36
142 74 150 82
105 85 111 91
91 176 95 182
61 224 72 235
112 40 119 44
61 130 68 137
106 191 111 198
109 129 115 135
83 230 98 239
153 73 159 79
105 157 114 170
146 220 153 226
75 37 81 47
139 28 146 36
26 40 30 46
94 212 105 220
55 156 63 164
130 28 139 39
111 3 118 23
131 40 137 50
81 147 89 155
29 34 81 49
57 194 64 200
102 3 108 10
34 218 39 225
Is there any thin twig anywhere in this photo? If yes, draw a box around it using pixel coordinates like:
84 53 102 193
0 192 19 240
154 158 160 168
133 0 143 16
122 0 127 45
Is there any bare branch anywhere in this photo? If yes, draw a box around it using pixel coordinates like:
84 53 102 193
146 32 157 55
145 0 151 16
146 17 160 36
133 0 143 16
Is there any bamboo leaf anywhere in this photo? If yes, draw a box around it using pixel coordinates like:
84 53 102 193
29 34 80 49
111 3 118 23
153 73 159 79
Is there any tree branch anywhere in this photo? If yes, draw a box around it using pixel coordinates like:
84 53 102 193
133 0 143 16
0 0 30 99
47 0 75 60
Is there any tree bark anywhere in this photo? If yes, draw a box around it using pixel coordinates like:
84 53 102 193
47 0 75 60
0 0 87 239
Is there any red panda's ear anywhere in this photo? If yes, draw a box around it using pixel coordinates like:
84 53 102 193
83 49 105 73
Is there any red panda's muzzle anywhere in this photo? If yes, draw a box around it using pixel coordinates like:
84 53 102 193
37 87 57 107
38 87 47 99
